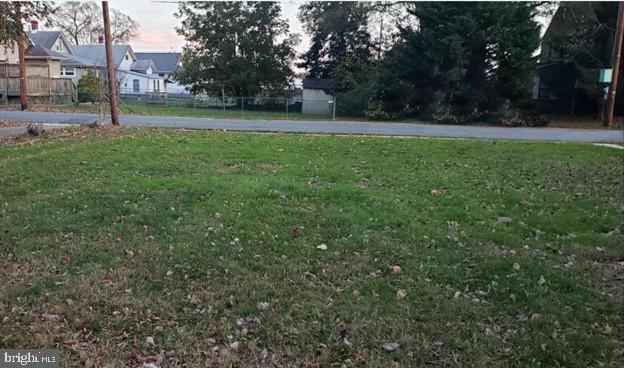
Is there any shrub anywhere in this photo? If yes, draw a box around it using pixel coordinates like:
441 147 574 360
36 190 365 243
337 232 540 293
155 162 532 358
26 124 44 136
77 72 102 103
500 110 550 127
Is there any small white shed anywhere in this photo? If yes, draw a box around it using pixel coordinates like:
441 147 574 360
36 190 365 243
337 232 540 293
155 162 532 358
302 78 335 115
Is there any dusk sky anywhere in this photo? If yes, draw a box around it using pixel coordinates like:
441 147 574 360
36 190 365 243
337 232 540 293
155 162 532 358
53 1 553 56
106 0 308 53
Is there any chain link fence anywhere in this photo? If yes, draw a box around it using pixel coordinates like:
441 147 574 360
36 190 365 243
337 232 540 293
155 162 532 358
115 90 337 120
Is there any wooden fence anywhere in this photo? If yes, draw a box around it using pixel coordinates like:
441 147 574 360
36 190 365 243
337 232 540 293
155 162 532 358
0 63 76 102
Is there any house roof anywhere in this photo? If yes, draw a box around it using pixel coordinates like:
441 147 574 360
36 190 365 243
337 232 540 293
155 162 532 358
302 78 335 92
72 45 135 68
131 59 156 73
27 31 63 49
25 44 64 60
134 52 181 73
60 53 101 68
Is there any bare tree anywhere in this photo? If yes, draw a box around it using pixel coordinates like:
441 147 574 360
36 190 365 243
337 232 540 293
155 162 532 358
47 1 100 44
109 8 138 44
47 1 138 44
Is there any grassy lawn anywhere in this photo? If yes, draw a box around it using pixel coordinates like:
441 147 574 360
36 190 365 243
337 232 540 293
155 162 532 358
0 127 623 367
60 101 335 121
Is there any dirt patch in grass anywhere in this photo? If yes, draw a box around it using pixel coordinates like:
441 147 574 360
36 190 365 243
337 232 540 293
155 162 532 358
593 260 624 300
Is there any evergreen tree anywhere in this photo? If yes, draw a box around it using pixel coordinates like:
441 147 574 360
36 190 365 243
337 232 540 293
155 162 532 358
298 2 374 91
369 2 544 121
0 2 54 48
175 2 298 96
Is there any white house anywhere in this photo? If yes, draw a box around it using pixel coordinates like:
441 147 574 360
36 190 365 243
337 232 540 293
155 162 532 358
69 45 164 94
135 52 187 94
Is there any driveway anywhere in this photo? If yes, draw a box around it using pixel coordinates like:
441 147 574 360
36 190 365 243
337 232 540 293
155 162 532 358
0 110 622 143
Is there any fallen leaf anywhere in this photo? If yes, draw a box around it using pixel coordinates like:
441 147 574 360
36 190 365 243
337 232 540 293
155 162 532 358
431 189 443 197
165 270 174 277
497 216 513 224
257 302 270 310
512 263 520 271
146 336 155 347
391 265 402 274
41 313 61 322
292 227 301 238
352 290 360 296
396 289 407 300
383 342 400 352
236 315 261 329
537 276 546 287
84 358 95 368
317 244 328 250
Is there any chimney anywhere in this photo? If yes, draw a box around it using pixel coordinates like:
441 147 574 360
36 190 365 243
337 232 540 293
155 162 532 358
98 35 104 44
30 20 39 32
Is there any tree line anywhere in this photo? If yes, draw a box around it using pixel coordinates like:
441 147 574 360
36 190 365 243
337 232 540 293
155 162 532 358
176 1 556 123
177 1 620 124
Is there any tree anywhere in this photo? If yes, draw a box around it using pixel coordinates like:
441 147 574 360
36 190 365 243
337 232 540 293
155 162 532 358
175 1 297 96
47 1 100 44
109 8 139 44
368 2 544 121
298 1 374 91
47 1 138 44
0 2 54 48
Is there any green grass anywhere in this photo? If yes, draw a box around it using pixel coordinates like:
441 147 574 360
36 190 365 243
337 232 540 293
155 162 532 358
0 127 623 367
64 101 335 121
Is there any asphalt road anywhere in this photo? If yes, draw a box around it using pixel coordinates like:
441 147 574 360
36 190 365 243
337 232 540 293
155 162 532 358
0 110 623 142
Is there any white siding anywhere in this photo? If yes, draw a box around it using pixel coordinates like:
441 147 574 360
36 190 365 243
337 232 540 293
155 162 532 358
117 71 164 94
302 88 333 115
118 51 134 71
52 38 72 55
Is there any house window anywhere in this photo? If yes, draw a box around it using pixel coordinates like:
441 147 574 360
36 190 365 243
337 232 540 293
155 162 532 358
133 79 140 92
61 67 75 76
125 54 129 61
158 73 165 77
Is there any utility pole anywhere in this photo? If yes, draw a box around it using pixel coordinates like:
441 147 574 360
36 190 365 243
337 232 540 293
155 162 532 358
102 1 119 125
14 2 28 110
605 1 623 129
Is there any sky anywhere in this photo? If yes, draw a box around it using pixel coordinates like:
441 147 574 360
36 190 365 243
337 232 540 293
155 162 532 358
107 0 309 53
70 1 554 55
